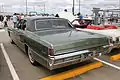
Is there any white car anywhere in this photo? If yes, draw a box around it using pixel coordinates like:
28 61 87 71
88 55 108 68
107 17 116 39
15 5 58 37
77 28 120 51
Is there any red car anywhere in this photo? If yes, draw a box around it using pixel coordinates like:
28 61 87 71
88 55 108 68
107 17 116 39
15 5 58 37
71 19 92 28
72 19 118 30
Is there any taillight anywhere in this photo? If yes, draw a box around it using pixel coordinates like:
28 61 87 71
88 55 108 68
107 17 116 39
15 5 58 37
48 48 54 56
116 37 119 43
109 38 113 44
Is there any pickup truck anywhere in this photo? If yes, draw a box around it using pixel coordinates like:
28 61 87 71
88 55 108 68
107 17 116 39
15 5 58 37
8 17 111 70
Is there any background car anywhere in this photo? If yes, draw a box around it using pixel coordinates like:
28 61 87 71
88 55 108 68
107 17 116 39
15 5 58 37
77 28 120 52
72 19 118 30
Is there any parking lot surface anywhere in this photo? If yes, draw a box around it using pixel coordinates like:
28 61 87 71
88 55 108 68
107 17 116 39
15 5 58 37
0 47 13 80
0 29 120 80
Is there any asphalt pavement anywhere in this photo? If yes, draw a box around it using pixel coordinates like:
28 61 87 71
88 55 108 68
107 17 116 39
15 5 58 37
0 46 13 80
0 29 120 80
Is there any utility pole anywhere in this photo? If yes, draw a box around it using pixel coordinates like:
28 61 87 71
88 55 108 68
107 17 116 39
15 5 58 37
72 0 75 15
119 0 120 16
26 0 28 14
79 0 80 13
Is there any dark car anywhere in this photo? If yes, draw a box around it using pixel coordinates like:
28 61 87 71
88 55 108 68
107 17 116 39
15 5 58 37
8 17 111 70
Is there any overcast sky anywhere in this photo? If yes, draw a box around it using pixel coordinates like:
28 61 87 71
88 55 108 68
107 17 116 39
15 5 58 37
0 0 119 15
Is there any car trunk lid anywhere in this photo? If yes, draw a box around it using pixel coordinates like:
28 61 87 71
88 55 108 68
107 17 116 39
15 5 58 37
35 29 109 55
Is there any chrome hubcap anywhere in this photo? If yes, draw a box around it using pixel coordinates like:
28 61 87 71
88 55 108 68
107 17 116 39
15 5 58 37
28 48 34 63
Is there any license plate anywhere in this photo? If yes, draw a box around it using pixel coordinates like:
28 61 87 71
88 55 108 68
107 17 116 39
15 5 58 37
82 52 93 58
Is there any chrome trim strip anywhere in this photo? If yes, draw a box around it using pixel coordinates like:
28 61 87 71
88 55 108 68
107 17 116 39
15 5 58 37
34 19 73 31
54 50 90 59
54 53 101 66
54 58 81 65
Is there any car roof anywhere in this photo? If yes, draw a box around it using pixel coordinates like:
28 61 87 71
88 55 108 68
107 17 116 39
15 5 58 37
23 16 71 32
24 16 67 21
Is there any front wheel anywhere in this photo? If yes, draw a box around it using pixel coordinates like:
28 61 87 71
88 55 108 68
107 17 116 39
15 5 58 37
28 47 37 65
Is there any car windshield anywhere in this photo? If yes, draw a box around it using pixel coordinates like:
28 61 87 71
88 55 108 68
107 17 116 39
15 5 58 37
35 19 72 30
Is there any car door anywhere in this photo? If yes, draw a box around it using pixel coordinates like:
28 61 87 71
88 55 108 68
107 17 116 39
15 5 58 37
9 21 21 44
14 20 26 51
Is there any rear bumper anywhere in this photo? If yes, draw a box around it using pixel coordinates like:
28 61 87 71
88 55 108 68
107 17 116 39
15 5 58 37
48 53 102 70
47 45 111 70
113 43 120 48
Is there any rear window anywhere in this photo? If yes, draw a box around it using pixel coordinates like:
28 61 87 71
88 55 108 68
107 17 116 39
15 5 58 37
35 19 72 30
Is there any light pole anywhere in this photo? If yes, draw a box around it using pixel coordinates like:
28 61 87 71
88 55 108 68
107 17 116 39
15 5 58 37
72 0 75 15
26 0 28 14
119 0 120 16
79 0 80 13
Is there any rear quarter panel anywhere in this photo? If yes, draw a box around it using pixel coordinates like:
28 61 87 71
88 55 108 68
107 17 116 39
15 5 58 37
22 32 51 68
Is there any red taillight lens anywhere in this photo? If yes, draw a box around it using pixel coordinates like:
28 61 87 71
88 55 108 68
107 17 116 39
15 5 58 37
109 38 113 44
48 48 54 56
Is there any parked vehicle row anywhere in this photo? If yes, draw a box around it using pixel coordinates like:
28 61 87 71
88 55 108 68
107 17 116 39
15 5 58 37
8 16 112 70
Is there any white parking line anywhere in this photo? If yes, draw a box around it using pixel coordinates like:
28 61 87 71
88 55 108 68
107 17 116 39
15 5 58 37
94 58 120 70
0 29 5 32
0 43 20 80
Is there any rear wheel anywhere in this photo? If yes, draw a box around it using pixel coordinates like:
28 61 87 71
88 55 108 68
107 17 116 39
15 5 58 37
28 47 37 65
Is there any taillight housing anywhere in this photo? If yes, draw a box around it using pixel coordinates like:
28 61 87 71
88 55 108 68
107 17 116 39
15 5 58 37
116 37 119 43
109 38 113 44
48 48 54 56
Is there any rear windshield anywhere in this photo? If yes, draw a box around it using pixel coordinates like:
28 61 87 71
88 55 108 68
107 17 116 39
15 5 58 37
35 19 72 30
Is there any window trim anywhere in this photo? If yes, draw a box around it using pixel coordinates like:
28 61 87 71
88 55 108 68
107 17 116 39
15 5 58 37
34 19 73 31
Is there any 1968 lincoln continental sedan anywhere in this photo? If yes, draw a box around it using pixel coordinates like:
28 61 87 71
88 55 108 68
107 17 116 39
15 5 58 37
8 17 111 70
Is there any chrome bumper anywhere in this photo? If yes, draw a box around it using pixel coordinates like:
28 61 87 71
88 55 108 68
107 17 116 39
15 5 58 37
49 53 102 70
48 45 111 70
48 51 102 70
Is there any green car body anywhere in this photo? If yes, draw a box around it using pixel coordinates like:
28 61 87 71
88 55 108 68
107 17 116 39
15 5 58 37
8 17 110 70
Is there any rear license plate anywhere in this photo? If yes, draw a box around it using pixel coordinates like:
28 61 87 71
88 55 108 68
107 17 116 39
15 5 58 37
82 52 93 58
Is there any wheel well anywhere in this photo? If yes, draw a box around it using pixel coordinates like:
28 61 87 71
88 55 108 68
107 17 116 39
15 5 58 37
25 44 28 54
